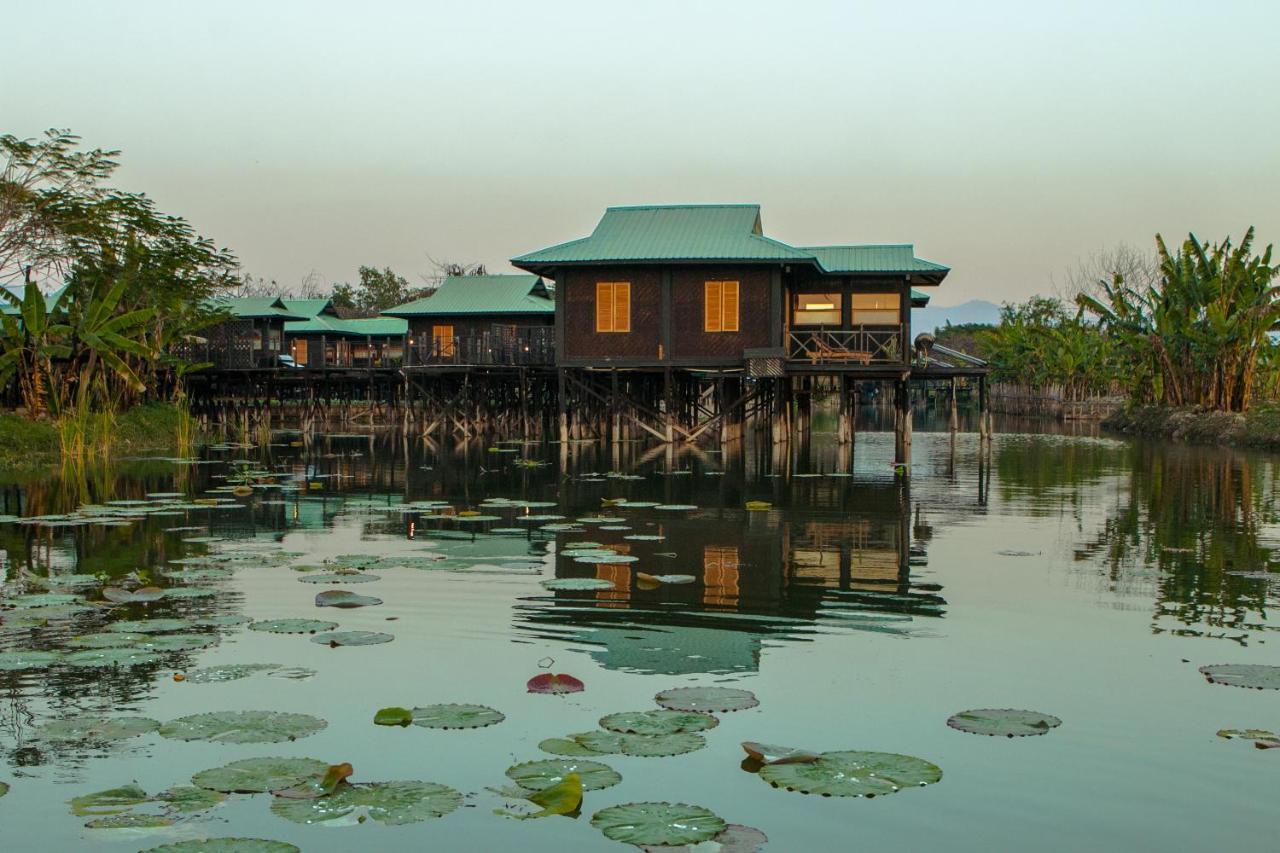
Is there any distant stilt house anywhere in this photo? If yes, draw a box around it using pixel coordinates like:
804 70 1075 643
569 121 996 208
383 274 555 366
200 297 308 369
280 298 408 367
511 204 947 374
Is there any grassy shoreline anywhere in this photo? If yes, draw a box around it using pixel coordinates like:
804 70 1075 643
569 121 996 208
1103 404 1280 450
0 402 187 469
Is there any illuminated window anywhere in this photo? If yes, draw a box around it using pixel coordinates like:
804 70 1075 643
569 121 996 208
793 293 842 326
292 339 309 366
432 325 455 357
595 282 631 332
851 293 901 325
704 281 740 332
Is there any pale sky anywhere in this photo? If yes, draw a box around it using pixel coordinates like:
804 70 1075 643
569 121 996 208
5 0 1277 305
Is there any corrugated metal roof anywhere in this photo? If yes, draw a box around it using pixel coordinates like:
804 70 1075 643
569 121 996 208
802 245 951 275
383 274 554 317
1 284 68 316
281 298 334 318
211 297 309 320
512 204 814 267
284 315 407 338
910 288 930 306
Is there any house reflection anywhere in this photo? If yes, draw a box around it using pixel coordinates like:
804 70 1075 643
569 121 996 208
514 481 946 675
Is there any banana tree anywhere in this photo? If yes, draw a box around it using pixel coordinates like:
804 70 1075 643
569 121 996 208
0 280 71 415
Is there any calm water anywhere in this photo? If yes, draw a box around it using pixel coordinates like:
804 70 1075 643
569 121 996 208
2 410 1279 851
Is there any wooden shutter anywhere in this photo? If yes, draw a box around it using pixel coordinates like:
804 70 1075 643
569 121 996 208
612 282 630 332
596 283 613 332
433 324 455 357
704 281 722 332
722 281 739 332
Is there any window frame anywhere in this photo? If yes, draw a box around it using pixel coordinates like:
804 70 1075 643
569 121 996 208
595 281 631 333
703 280 740 333
849 292 901 326
432 324 456 357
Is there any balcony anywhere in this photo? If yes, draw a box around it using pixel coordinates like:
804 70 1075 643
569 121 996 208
406 327 554 367
788 327 904 366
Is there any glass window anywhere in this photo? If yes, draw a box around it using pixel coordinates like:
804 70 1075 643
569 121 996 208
432 324 455 357
851 293 901 325
793 292 842 326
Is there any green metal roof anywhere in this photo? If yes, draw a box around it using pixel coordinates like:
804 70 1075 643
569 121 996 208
802 245 950 276
281 298 335 318
284 314 407 338
910 288 930 307
512 205 814 269
383 274 554 317
210 296 308 320
1 284 68 316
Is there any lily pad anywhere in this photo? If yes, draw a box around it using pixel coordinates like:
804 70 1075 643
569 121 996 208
270 780 462 826
374 707 413 727
162 586 218 599
108 618 195 634
1199 664 1280 690
85 812 174 829
741 742 821 766
103 586 166 604
192 757 330 793
758 750 942 797
39 715 160 742
538 736 609 757
575 730 707 758
140 840 301 853
0 650 62 670
137 633 220 652
639 823 769 853
656 686 760 713
299 573 381 584
156 786 228 813
410 704 505 730
314 590 383 608
65 648 161 668
68 632 150 649
527 673 585 694
506 758 621 792
540 578 615 591
183 664 284 684
6 593 83 608
591 802 726 846
70 783 150 815
653 505 698 511
947 709 1062 737
600 710 718 735
159 710 326 744
0 781 7 797
249 619 338 634
310 630 394 647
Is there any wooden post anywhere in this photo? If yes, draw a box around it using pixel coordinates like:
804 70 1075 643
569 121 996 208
894 378 912 472
978 375 991 443
663 368 674 444
949 376 959 432
837 374 852 446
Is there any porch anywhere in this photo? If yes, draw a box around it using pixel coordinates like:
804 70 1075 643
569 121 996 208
404 325 554 367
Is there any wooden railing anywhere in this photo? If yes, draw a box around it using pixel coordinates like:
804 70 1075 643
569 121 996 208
788 328 903 365
406 327 555 367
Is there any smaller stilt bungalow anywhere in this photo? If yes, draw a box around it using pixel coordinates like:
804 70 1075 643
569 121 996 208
203 296 308 369
383 274 555 366
280 298 408 367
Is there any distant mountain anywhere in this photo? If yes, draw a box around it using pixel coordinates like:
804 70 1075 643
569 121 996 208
911 299 1001 334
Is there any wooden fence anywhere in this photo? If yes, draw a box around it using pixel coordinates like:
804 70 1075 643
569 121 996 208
989 383 1124 421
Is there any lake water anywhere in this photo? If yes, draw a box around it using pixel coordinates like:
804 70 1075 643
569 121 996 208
2 410 1278 851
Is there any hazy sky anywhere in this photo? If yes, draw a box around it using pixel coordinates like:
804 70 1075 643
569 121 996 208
5 0 1277 305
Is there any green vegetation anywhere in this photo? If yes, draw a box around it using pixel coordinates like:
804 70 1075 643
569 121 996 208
974 230 1279 411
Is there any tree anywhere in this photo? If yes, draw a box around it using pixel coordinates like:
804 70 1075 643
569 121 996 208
421 256 487 289
330 265 424 315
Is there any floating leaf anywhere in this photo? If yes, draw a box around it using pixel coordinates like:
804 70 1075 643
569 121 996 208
270 780 462 826
109 618 195 634
103 586 165 604
272 762 354 799
310 630 394 647
656 686 760 713
249 619 338 634
68 632 149 649
85 812 174 829
192 757 329 793
315 590 383 608
653 505 698 511
39 715 160 742
299 573 380 585
1199 664 1280 690
6 593 83 608
591 802 726 846
70 783 150 816
140 840 300 853
0 650 61 670
741 742 820 765
507 758 621 792
541 578 615 591
499 772 583 820
575 730 707 758
184 663 283 684
162 586 218 599
758 750 942 797
0 781 7 797
137 633 220 652
946 709 1062 738
600 710 718 735
527 673 585 695
410 704 505 730
65 648 161 668
159 710 326 744
538 736 609 757
156 786 228 813
374 707 413 727
745 501 772 511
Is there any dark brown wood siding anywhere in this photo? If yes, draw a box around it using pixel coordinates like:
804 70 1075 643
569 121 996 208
669 267 771 360
560 266 662 361
405 314 552 341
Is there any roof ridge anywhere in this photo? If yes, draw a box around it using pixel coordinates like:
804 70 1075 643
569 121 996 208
800 243 914 249
603 203 760 212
